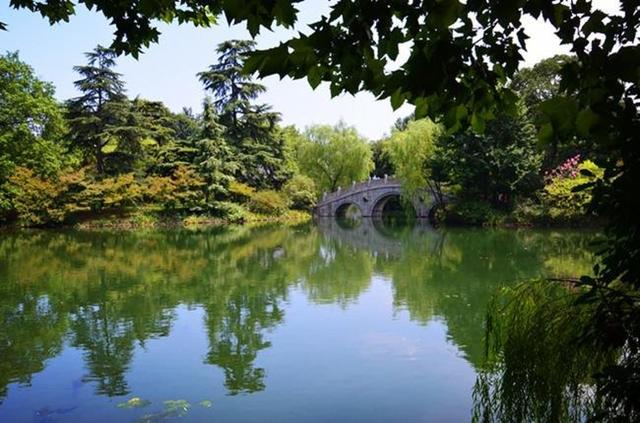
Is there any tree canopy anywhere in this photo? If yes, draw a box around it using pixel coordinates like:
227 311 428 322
0 52 67 179
66 45 131 173
0 52 68 214
384 119 441 196
291 123 373 194
199 40 289 189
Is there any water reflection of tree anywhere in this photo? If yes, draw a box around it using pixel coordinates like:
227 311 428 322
0 226 318 400
316 221 599 369
200 227 297 394
303 241 373 307
0 294 67 403
0 224 599 404
389 229 598 367
205 294 282 394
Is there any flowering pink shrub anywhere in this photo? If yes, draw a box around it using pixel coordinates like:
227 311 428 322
544 154 581 182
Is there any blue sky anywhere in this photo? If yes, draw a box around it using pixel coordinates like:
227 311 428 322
0 1 616 139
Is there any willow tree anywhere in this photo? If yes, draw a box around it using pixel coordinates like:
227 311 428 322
292 123 373 194
384 119 442 200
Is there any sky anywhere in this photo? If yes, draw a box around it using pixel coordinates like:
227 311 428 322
0 0 619 140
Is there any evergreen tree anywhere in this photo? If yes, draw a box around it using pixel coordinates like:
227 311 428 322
66 46 128 174
148 108 200 177
131 98 175 146
171 108 200 141
197 40 268 132
195 98 238 201
198 40 289 189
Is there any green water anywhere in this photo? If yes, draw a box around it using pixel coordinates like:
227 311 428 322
0 220 597 422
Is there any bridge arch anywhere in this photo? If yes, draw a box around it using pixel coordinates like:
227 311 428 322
335 202 362 219
369 193 416 218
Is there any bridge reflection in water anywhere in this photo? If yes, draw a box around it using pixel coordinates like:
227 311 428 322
315 216 442 259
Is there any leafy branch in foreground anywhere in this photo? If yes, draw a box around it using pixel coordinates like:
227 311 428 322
3 0 301 57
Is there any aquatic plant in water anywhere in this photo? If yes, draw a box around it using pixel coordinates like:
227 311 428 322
473 281 619 422
117 397 151 409
137 400 192 422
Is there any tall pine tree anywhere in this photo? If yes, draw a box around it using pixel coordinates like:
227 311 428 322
196 97 238 201
66 46 127 174
198 40 289 189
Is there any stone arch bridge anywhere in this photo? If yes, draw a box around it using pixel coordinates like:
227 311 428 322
315 177 435 218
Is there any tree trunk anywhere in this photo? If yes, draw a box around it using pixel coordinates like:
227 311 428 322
96 143 104 174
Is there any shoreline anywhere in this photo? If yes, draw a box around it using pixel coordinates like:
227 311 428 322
0 210 312 231
0 212 604 232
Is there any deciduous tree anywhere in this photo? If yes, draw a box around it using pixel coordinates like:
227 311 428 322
0 52 67 216
293 123 373 194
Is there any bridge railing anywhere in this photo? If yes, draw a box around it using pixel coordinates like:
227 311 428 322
319 176 400 204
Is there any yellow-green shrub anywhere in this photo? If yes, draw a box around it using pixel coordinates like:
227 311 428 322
283 175 316 210
2 167 94 225
3 167 61 225
247 190 288 215
92 173 143 208
541 160 603 223
228 181 255 203
143 165 205 211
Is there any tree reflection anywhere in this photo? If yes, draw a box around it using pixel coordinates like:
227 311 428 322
0 226 314 400
0 223 600 405
205 295 283 394
0 294 66 402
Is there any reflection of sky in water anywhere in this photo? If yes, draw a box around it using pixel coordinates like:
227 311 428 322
0 225 598 422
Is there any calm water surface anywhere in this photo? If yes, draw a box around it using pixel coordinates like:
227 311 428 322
0 220 597 422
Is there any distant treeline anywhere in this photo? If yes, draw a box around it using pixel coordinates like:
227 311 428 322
0 44 601 227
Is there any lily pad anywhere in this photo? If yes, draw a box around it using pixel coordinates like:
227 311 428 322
163 399 191 417
117 397 151 409
198 400 213 408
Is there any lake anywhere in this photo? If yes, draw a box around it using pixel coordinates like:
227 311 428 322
0 220 598 422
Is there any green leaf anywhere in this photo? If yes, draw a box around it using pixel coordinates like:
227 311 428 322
390 89 405 110
576 108 599 137
471 112 485 133
583 10 606 35
539 96 578 139
117 397 151 409
427 0 462 28
609 46 640 82
538 122 554 145
414 97 429 119
329 83 341 97
307 66 323 89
